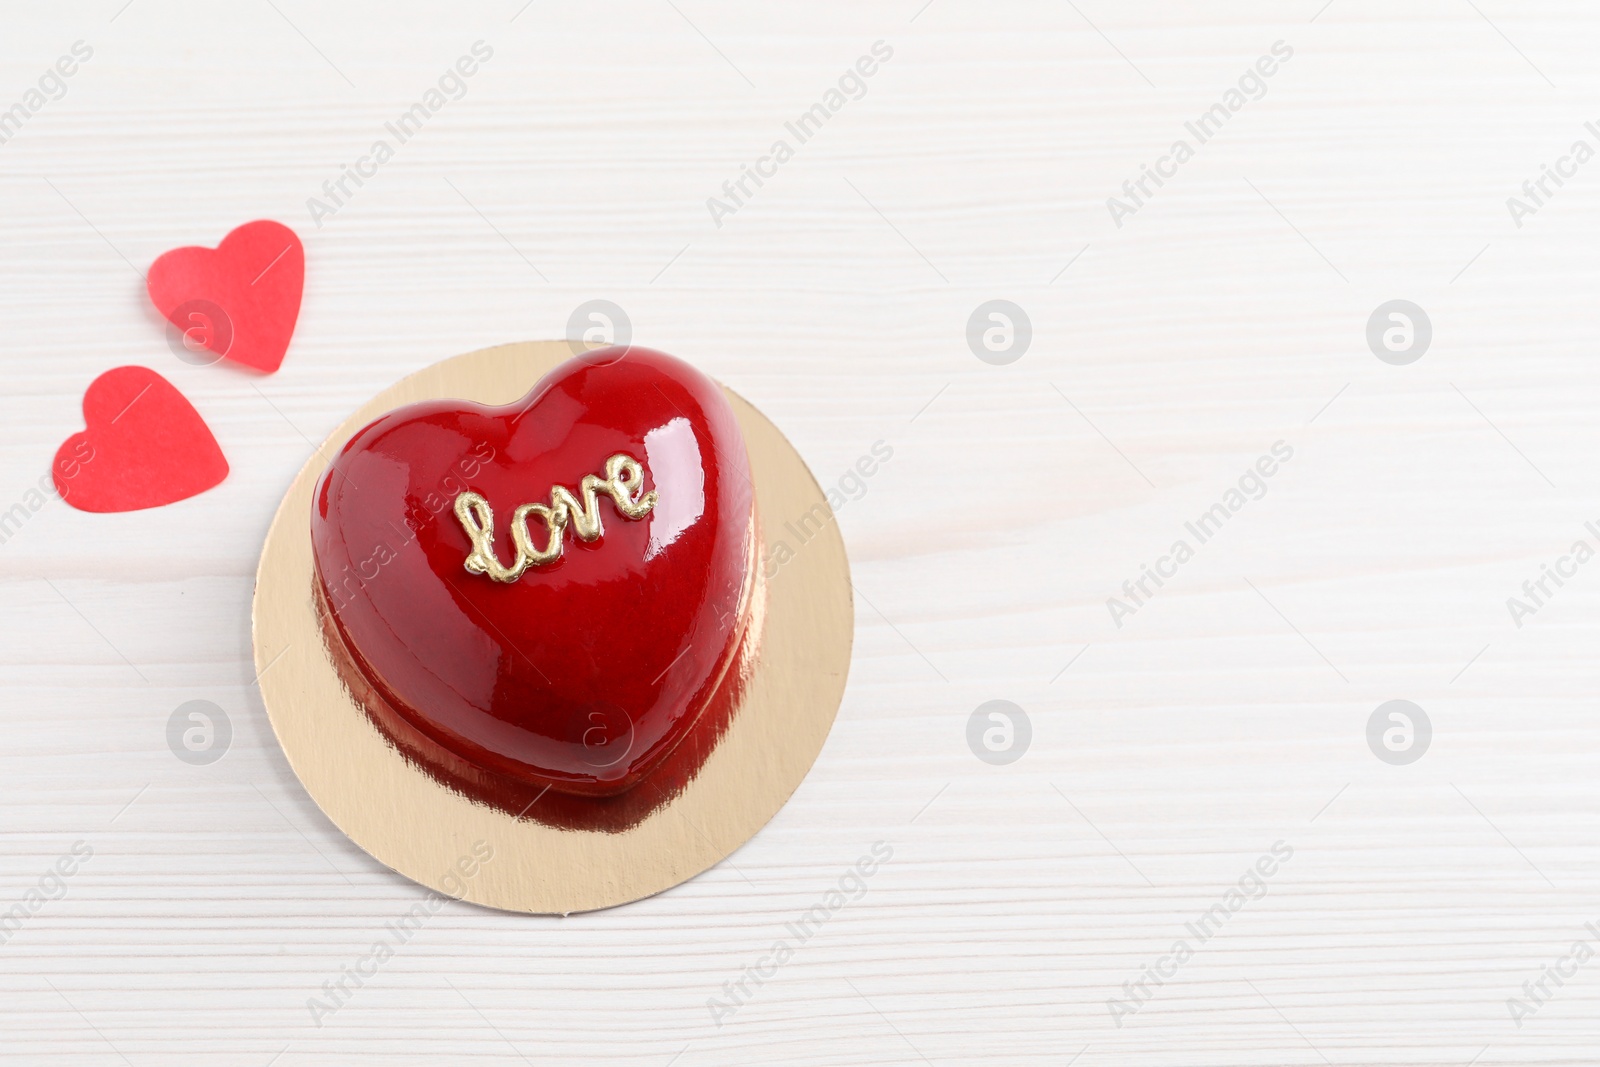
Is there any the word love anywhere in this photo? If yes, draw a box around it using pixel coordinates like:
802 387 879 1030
453 453 657 583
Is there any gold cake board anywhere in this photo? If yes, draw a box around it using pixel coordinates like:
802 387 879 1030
252 341 852 913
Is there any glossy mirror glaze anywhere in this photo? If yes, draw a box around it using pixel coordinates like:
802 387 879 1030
310 347 755 798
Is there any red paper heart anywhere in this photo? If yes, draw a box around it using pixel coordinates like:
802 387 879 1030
310 347 756 799
147 220 304 374
53 366 229 512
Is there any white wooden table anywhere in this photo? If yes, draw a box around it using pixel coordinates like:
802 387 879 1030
2 1 1598 1063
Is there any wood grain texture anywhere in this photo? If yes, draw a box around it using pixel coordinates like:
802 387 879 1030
2 0 1599 1063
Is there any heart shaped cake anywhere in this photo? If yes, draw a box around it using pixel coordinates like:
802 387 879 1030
310 347 757 799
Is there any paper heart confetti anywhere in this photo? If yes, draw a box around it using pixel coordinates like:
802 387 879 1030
53 366 228 513
146 220 304 374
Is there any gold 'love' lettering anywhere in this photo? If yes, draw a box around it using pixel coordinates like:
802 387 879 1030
453 453 657 583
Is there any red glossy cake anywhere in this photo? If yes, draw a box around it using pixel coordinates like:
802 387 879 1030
310 347 757 800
